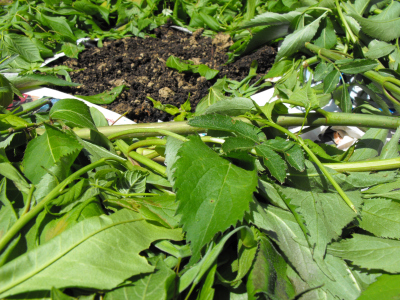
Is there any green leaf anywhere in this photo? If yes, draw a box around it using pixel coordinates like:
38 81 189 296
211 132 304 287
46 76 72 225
348 11 400 42
357 274 400 300
165 55 190 72
40 14 76 42
0 179 18 242
0 74 13 107
365 40 396 59
280 187 362 277
61 42 85 59
314 17 337 50
0 162 30 194
173 136 257 263
222 137 256 153
332 83 352 113
264 59 293 79
240 11 302 28
189 114 266 143
328 234 400 273
197 263 217 300
76 85 127 105
165 137 184 187
204 97 255 116
103 256 176 300
380 126 400 159
285 144 305 171
359 198 400 239
323 68 340 94
115 170 147 194
50 99 97 130
247 236 294 300
336 59 379 74
0 209 182 298
22 125 83 185
90 107 109 128
196 64 219 80
52 179 88 206
288 80 319 110
255 144 287 183
196 78 227 115
248 203 363 299
3 33 43 63
9 74 80 90
73 0 109 23
314 61 334 82
349 128 389 162
276 13 327 61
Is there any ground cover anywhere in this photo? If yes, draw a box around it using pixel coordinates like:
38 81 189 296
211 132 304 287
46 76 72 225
2 0 400 299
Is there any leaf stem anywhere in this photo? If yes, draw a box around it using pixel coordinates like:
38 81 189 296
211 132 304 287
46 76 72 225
323 157 400 172
335 0 357 44
115 140 167 175
255 118 357 213
0 157 126 253
108 128 189 142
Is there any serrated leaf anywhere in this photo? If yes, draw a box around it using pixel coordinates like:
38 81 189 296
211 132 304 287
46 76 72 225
349 128 388 162
90 107 109 128
365 40 396 59
248 203 363 299
50 99 97 131
52 179 88 206
189 114 266 143
61 42 85 59
255 144 287 183
76 85 127 105
3 33 43 63
240 11 302 28
289 80 319 110
285 144 305 171
196 78 227 115
359 198 400 239
247 236 294 300
173 136 257 263
357 274 400 300
276 13 327 61
314 61 334 82
323 68 340 94
380 126 400 159
348 11 400 42
22 124 83 185
333 83 352 113
115 170 147 194
314 17 337 49
280 187 362 277
222 136 256 153
0 209 182 298
328 234 400 273
103 256 175 300
336 59 379 74
264 59 293 79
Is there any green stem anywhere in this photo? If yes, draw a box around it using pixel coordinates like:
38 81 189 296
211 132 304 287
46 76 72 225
256 118 357 213
0 122 44 135
128 139 167 153
21 185 35 216
108 128 189 142
115 140 167 175
302 55 319 68
13 99 52 117
0 157 126 253
323 157 400 172
335 0 357 44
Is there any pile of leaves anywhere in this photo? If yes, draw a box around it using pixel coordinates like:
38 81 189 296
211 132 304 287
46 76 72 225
3 0 400 299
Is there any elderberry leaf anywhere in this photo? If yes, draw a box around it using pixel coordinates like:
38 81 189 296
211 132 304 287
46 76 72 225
173 136 257 264
285 144 305 171
255 144 287 183
189 114 266 143
22 124 82 185
328 234 400 273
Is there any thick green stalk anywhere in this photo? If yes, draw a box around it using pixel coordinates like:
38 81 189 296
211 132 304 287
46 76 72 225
69 113 400 140
128 139 167 152
0 157 126 253
323 157 400 172
115 140 167 175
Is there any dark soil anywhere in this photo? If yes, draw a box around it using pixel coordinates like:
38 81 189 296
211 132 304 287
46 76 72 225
58 25 276 123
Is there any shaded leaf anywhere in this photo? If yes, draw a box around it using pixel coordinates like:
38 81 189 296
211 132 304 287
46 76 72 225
255 144 287 183
380 126 400 159
349 128 388 162
336 59 379 74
